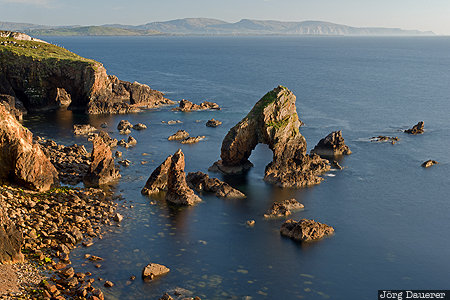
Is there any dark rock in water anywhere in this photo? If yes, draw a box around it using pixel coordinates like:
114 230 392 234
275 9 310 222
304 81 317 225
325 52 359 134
166 150 202 206
280 219 334 242
117 120 132 131
0 103 58 191
371 136 399 144
172 99 220 112
141 155 172 195
332 160 343 170
210 86 330 187
404 121 424 135
115 151 122 158
168 130 189 141
186 171 246 199
246 220 255 226
311 130 352 156
206 119 222 127
142 263 170 280
118 159 131 167
181 136 205 144
133 123 147 130
422 160 438 168
127 136 137 146
83 135 120 186
0 196 24 264
264 199 304 218
0 35 174 114
73 124 96 136
159 293 174 300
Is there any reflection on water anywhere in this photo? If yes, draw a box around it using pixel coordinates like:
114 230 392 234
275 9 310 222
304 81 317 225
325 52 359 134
23 36 450 299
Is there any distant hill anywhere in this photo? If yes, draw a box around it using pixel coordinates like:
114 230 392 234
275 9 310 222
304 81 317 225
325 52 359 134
0 18 435 36
24 26 162 36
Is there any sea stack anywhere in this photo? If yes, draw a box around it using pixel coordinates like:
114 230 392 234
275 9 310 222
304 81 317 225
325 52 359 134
210 86 330 188
311 130 352 156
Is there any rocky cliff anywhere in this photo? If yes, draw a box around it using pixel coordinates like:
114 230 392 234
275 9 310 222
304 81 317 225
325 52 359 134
0 31 173 115
0 102 58 191
210 86 330 188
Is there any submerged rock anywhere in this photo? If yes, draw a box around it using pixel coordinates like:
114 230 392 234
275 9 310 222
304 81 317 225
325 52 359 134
73 124 97 136
422 160 438 168
83 135 120 186
280 219 334 242
168 130 189 141
166 150 202 206
186 171 246 199
404 121 424 135
206 119 222 127
0 196 24 264
264 199 304 218
181 136 205 144
371 136 399 144
210 86 330 187
142 263 170 280
172 99 220 112
0 103 58 191
311 130 351 156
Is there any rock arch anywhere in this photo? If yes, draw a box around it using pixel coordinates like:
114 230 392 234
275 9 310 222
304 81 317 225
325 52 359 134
210 86 330 188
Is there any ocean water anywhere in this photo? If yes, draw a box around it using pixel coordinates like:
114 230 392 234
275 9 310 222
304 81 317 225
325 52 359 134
24 36 450 300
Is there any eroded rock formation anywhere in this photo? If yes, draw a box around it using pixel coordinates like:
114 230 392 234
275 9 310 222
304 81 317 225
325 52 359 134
0 195 24 264
280 219 334 242
168 130 189 141
166 150 202 206
0 103 58 191
141 150 201 206
186 171 246 199
0 32 174 115
83 135 120 186
206 119 222 127
210 86 330 187
404 121 424 135
311 130 352 156
142 263 170 280
422 160 438 168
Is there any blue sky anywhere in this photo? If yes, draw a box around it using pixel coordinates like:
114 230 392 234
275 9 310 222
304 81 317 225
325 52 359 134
1 0 450 34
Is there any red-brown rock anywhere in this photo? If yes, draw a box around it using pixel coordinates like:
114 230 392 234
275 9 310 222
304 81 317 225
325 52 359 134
280 219 334 242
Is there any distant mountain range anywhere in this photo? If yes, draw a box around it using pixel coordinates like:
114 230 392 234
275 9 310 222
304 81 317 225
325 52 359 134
0 18 435 36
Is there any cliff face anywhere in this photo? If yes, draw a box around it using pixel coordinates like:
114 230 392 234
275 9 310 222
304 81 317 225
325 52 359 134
0 32 173 115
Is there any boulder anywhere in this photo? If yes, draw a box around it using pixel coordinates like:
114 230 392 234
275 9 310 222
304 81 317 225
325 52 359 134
168 130 189 141
422 160 438 168
311 130 352 156
172 99 220 112
166 150 202 206
264 199 304 218
133 123 147 130
0 196 24 264
0 103 58 191
83 135 120 186
117 120 132 131
141 155 172 195
142 263 170 280
206 119 222 127
280 219 334 242
404 121 424 135
370 136 399 144
96 130 118 148
186 171 246 199
210 86 330 187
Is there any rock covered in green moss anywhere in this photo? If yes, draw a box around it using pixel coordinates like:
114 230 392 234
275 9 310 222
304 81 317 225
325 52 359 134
210 86 330 188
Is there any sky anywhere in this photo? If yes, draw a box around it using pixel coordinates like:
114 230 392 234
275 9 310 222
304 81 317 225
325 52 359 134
1 0 450 35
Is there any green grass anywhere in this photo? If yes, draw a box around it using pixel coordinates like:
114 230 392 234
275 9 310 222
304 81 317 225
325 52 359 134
266 115 291 129
0 37 99 65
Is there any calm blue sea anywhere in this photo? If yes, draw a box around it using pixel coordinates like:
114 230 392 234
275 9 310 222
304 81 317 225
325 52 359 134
25 36 450 300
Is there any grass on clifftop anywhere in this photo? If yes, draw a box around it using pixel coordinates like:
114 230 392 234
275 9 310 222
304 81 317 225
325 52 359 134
0 37 99 65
